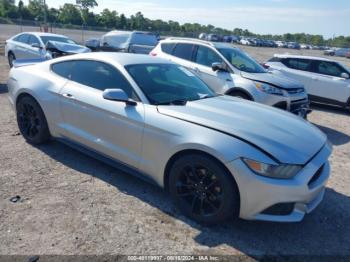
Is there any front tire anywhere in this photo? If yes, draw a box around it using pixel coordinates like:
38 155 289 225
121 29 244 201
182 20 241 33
8 52 16 68
169 154 240 225
16 96 50 144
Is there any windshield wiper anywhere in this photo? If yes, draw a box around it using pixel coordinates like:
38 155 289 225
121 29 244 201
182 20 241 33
156 99 188 105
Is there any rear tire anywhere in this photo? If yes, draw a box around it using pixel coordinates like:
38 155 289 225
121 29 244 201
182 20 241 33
168 153 240 225
8 52 16 68
16 96 50 144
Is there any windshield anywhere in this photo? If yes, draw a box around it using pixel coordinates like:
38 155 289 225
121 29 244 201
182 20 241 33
104 33 130 47
218 48 266 73
126 64 216 105
131 33 158 46
40 36 76 45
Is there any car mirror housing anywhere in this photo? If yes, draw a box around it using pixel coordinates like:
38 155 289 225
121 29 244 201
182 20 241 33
212 62 229 72
340 72 349 79
102 89 137 106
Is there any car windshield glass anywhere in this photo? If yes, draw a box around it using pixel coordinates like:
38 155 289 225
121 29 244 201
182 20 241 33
218 48 266 73
40 36 76 45
131 33 158 46
126 64 216 105
105 34 130 47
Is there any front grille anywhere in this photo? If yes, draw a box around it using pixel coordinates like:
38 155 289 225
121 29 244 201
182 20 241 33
308 165 324 188
273 101 287 110
261 203 295 216
290 99 309 112
287 88 305 94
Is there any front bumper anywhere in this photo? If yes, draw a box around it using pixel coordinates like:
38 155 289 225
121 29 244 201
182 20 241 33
253 89 311 117
226 142 332 222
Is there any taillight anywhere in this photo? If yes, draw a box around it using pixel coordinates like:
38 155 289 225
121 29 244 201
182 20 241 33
261 63 270 69
150 51 157 56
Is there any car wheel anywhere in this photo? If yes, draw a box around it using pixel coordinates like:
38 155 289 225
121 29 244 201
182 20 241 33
169 153 240 225
229 91 251 100
16 96 50 144
8 52 16 68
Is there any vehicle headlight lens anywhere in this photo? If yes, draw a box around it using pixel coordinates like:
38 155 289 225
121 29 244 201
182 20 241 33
242 158 302 179
254 81 284 96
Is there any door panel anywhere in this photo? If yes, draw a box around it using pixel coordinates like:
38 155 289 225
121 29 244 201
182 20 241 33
309 61 350 103
59 81 145 169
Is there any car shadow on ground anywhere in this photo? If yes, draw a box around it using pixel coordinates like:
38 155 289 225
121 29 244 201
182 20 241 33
314 124 350 146
310 102 349 116
0 83 8 94
35 141 350 257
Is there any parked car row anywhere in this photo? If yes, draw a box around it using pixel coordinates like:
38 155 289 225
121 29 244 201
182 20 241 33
324 48 350 58
5 31 343 225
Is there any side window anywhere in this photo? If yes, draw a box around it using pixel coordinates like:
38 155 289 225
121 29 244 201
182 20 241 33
172 43 195 61
194 46 223 67
17 34 30 44
51 61 74 79
268 57 282 62
70 60 137 99
28 35 41 46
283 58 312 71
161 43 175 54
314 61 346 77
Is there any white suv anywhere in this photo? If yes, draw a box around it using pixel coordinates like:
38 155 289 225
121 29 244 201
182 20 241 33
266 55 350 111
151 38 310 117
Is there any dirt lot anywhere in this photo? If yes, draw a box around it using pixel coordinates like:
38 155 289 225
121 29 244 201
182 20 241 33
0 46 349 259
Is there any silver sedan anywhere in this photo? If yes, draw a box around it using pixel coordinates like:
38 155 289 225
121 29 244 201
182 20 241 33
7 53 332 224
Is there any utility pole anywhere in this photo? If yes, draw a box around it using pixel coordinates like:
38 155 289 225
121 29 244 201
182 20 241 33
41 0 48 32
43 0 47 24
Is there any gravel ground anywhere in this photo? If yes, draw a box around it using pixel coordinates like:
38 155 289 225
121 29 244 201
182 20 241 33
0 47 349 258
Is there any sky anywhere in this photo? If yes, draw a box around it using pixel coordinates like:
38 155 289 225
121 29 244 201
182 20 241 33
21 0 350 38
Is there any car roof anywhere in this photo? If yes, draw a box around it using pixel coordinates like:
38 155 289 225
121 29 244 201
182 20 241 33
273 54 333 62
161 38 238 49
16 32 68 38
50 52 174 66
104 30 154 36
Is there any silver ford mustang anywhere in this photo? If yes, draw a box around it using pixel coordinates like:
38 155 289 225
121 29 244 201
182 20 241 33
7 53 332 224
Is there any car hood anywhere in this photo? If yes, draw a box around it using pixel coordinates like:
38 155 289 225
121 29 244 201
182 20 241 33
241 71 304 90
157 96 326 164
46 41 91 54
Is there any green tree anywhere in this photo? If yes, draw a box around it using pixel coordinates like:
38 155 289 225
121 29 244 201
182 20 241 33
76 0 97 24
58 3 82 25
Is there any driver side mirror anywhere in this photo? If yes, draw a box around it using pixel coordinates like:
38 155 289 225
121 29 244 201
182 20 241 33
31 43 42 49
102 89 137 106
212 62 229 72
340 72 349 79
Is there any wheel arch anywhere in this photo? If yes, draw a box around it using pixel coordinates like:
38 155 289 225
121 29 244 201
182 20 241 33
225 87 254 101
163 149 240 199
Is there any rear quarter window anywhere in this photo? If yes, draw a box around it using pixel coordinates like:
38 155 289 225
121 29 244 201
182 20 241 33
282 58 312 71
161 43 176 54
172 43 195 61
14 34 30 44
51 61 74 79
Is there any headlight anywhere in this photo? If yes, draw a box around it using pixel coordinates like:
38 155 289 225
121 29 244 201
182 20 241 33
242 158 302 179
254 81 284 96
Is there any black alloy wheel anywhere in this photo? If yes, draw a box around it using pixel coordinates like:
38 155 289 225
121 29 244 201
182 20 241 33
16 96 50 144
169 154 240 225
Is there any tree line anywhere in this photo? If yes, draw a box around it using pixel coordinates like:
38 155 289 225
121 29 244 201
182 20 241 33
0 0 349 47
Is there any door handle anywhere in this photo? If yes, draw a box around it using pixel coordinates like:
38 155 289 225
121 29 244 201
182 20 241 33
62 93 75 99
193 67 200 73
